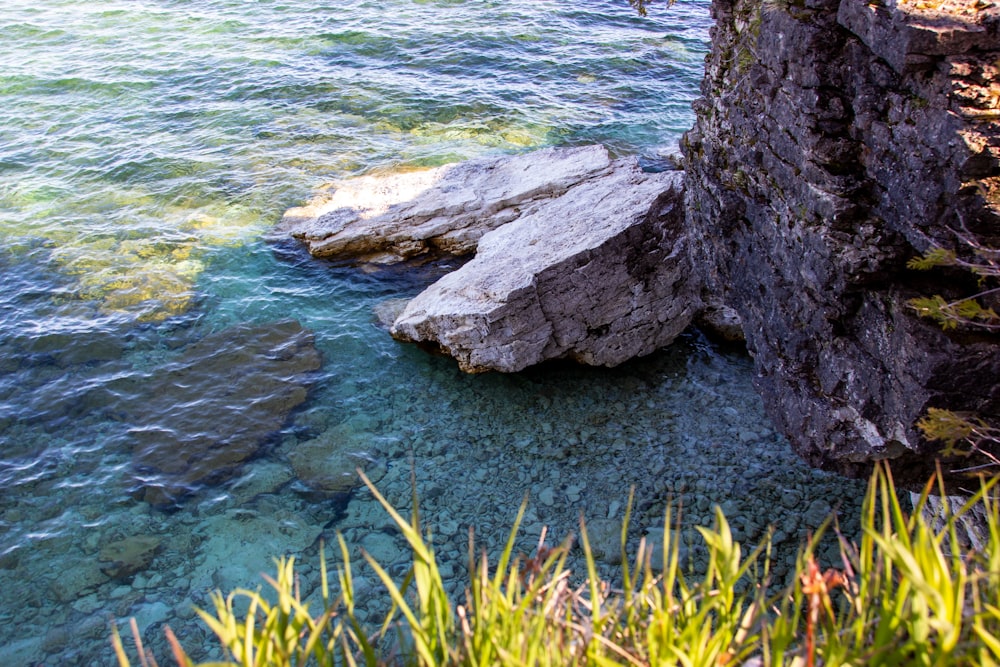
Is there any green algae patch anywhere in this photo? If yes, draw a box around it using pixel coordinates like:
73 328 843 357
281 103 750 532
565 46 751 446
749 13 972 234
3 190 266 322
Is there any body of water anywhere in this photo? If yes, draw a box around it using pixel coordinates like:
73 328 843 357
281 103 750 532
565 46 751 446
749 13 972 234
0 1 865 663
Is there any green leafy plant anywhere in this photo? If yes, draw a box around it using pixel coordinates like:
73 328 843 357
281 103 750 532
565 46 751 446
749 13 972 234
906 222 1000 468
916 407 1000 467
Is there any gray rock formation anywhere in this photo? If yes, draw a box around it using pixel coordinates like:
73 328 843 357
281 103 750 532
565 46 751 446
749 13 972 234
683 0 1000 477
390 165 697 372
696 298 745 343
277 145 616 264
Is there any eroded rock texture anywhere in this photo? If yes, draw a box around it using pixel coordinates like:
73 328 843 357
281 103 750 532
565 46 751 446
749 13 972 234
390 167 696 372
283 147 699 374
684 0 1000 476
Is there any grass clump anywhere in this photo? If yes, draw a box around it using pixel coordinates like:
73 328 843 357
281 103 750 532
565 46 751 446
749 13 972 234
113 464 1000 666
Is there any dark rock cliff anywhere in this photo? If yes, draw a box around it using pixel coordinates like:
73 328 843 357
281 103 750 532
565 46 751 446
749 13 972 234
683 0 1000 478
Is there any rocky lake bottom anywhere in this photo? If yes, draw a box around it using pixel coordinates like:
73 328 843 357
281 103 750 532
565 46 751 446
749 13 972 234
0 274 868 662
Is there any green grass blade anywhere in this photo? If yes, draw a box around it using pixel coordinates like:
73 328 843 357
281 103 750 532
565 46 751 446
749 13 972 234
362 549 434 666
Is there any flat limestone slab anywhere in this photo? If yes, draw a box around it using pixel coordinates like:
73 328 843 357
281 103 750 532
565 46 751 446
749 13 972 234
390 163 698 372
278 145 615 263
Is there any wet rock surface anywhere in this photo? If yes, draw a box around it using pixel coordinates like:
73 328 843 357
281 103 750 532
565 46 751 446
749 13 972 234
696 299 744 343
288 420 387 496
99 535 161 581
187 507 323 593
390 166 698 372
683 0 1000 476
123 320 322 506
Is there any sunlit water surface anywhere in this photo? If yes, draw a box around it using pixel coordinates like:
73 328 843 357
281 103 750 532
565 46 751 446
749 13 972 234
0 0 866 663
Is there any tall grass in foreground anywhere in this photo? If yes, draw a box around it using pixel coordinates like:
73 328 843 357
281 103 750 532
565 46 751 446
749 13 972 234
113 463 1000 666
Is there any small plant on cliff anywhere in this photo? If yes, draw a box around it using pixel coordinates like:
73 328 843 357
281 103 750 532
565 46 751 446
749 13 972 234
916 407 1000 467
907 225 1000 468
907 243 1000 332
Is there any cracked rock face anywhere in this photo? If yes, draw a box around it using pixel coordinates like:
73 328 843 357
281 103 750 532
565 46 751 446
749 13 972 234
282 146 700 374
683 0 1000 478
390 165 698 373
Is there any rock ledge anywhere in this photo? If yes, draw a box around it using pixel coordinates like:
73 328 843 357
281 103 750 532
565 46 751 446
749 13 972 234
390 165 696 372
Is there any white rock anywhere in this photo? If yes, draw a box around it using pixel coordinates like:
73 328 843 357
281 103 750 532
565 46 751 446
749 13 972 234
391 163 698 372
282 145 701 373
373 298 412 329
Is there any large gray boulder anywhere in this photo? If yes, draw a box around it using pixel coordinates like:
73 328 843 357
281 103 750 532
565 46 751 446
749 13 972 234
282 146 700 373
277 145 616 264
389 165 698 372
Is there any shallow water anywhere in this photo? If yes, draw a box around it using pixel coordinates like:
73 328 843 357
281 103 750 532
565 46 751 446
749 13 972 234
0 0 866 663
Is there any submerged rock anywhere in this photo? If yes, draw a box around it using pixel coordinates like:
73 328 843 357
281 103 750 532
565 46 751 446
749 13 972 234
98 535 161 581
282 146 700 373
390 166 699 372
124 320 322 506
372 298 410 330
288 421 386 497
187 507 323 593
277 145 615 264
48 560 109 601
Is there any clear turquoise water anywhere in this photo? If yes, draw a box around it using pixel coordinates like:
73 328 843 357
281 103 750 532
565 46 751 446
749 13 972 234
0 0 866 663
